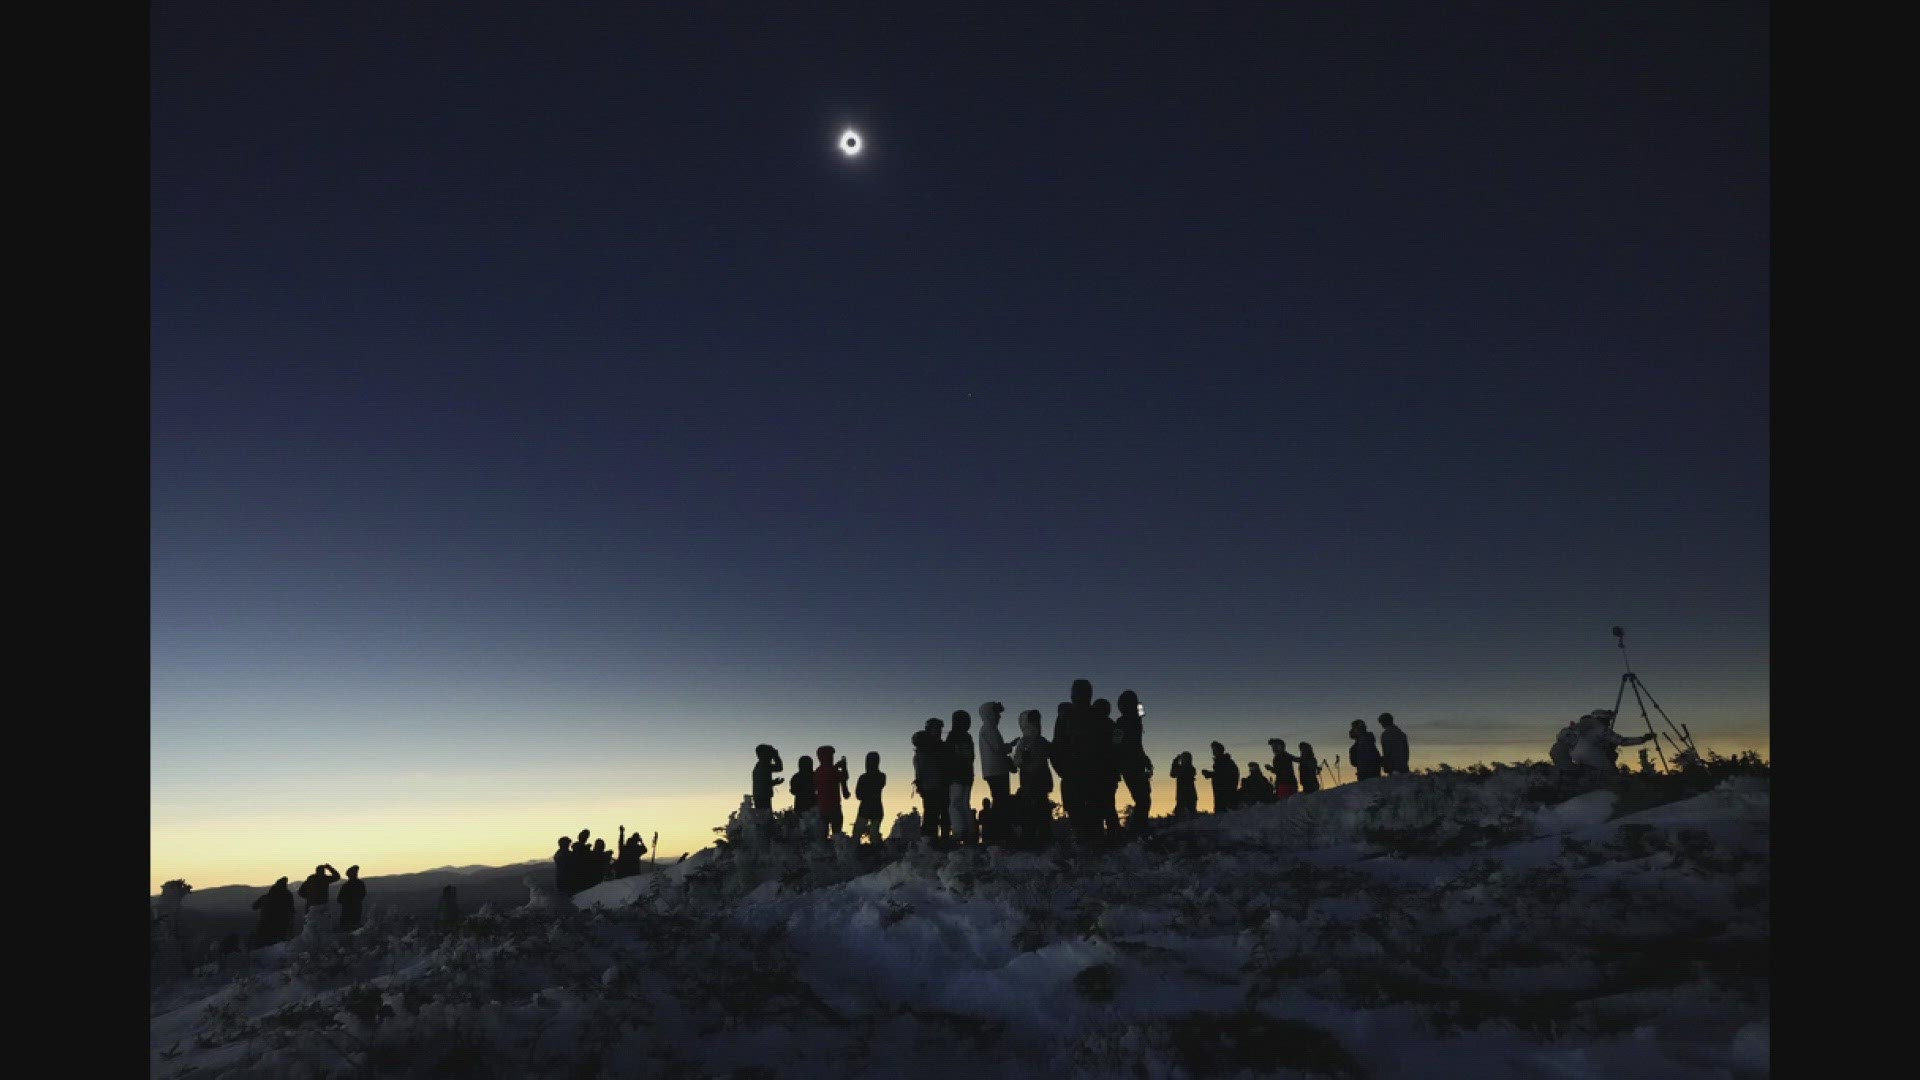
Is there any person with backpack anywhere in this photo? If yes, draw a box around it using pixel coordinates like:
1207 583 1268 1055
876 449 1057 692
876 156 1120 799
1202 742 1240 812
1297 742 1323 794
1115 690 1153 829
1349 720 1383 780
249 878 296 948
1267 738 1301 800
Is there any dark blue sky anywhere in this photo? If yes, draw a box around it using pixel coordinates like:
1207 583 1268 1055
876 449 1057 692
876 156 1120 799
151 2 1768 885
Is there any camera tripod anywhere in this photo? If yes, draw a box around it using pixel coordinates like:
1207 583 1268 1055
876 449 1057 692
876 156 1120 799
1609 626 1698 771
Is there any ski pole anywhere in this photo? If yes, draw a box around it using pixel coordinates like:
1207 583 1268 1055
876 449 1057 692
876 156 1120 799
652 832 659 865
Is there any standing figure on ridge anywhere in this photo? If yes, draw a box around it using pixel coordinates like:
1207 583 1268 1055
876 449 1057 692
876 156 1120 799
1012 708 1055 844
297 863 340 909
1268 738 1301 801
814 745 851 839
751 744 785 813
946 711 978 842
1088 698 1122 835
852 751 887 845
1116 690 1153 828
790 755 818 823
1379 713 1411 775
978 702 1013 810
914 719 951 840
249 877 296 948
1297 742 1323 794
1169 751 1199 815
1349 720 1383 781
336 865 367 931
1203 742 1240 812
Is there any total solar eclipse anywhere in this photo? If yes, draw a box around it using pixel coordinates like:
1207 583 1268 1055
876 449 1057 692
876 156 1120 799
839 130 862 156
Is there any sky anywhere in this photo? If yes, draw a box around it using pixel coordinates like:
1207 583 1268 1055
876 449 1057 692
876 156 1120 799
151 2 1769 893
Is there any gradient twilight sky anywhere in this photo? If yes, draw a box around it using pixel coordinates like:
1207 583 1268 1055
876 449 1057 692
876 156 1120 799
151 3 1769 892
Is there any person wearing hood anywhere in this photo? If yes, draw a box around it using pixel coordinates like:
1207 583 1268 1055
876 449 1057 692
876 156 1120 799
1349 720 1383 780
336 865 368 931
1550 720 1580 772
751 744 785 813
913 721 951 840
1169 751 1199 815
946 710 979 842
1115 690 1153 828
1571 710 1655 772
553 837 576 893
814 745 852 838
1202 742 1240 812
1297 742 1323 794
853 751 887 845
790 755 818 824
1012 708 1054 844
1378 713 1411 775
1241 762 1276 803
978 702 1013 808
249 877 296 948
1267 739 1300 800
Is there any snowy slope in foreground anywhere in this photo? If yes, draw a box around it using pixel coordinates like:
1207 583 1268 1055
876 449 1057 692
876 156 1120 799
151 769 1768 1079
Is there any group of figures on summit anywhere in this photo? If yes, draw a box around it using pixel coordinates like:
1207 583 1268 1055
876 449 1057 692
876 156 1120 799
740 680 1417 848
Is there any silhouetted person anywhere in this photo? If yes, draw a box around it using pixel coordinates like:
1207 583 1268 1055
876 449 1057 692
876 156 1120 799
297 864 340 909
978 702 1013 808
1169 751 1198 815
815 745 851 838
947 711 978 842
587 834 610 883
752 744 785 812
914 719 951 840
1571 710 1655 773
250 878 296 948
436 885 460 926
1379 713 1410 775
1267 739 1300 800
1088 698 1122 835
1297 742 1322 794
1349 720 1383 780
1116 690 1153 828
1550 721 1580 772
978 797 1005 845
1050 701 1082 834
1241 762 1276 803
1012 709 1054 844
791 755 818 822
553 837 573 892
616 829 646 877
853 751 887 845
336 865 367 931
1203 742 1240 812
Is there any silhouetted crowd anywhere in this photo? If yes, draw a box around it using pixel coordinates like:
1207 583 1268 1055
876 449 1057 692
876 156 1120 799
554 826 651 895
737 680 1418 849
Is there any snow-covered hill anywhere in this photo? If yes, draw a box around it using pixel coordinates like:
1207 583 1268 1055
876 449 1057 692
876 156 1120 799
150 766 1769 1079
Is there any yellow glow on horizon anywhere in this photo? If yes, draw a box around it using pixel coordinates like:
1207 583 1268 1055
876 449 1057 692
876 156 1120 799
151 734 1769 894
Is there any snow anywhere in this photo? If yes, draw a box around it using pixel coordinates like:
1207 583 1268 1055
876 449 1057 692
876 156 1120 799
151 767 1770 1079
